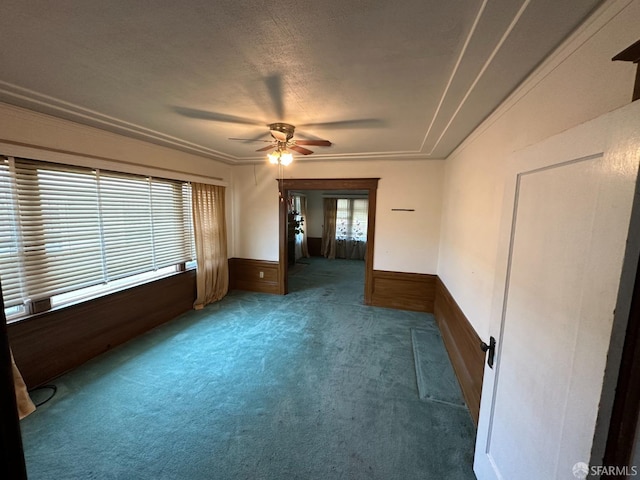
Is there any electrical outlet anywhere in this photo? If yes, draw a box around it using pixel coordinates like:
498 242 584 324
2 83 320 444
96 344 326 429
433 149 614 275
259 271 264 278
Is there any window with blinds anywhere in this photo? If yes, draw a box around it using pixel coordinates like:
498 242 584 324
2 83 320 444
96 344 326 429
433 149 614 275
336 198 368 241
0 156 195 318
0 158 23 309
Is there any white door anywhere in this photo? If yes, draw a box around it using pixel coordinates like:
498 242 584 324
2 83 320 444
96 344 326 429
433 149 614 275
474 101 640 480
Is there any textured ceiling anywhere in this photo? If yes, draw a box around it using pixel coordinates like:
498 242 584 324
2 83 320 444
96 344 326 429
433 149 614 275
0 0 602 164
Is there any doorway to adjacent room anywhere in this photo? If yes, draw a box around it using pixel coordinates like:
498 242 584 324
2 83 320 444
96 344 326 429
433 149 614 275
277 178 379 303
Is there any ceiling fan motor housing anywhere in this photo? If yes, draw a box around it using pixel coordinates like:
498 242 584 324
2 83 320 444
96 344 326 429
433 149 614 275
269 122 295 142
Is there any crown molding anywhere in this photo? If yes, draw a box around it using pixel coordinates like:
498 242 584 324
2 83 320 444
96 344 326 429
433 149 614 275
0 81 238 164
449 0 634 160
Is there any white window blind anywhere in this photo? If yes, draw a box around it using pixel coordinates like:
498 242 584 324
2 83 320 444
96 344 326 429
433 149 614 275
100 172 154 281
0 157 194 316
14 160 104 300
0 158 23 307
151 180 193 269
182 183 195 260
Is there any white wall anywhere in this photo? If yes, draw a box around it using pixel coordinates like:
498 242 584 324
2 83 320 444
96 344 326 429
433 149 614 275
231 159 445 274
437 0 640 339
0 102 236 255
230 164 281 261
304 190 324 238
0 103 231 183
0 103 444 273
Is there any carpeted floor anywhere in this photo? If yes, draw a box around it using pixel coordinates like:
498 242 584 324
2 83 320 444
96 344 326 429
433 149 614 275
20 257 477 479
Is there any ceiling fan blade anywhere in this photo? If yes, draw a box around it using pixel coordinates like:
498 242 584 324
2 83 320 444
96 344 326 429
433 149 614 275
264 74 285 120
256 145 276 152
294 139 332 146
299 118 385 129
172 106 265 126
290 145 314 155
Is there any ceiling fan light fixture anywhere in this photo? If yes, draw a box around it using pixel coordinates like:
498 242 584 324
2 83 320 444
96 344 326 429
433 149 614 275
268 151 280 164
280 151 293 166
267 148 293 166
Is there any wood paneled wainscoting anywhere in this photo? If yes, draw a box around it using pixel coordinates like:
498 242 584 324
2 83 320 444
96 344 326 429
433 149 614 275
370 270 437 312
8 270 196 388
307 237 323 257
228 258 281 294
433 278 484 426
369 269 484 426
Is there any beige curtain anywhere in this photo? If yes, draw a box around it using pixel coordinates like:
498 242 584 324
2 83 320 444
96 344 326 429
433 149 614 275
321 198 337 259
192 183 228 310
299 196 310 258
12 351 35 419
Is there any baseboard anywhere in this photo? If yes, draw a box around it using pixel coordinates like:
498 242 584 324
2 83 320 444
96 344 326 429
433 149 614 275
369 270 437 312
228 258 280 294
433 278 484 426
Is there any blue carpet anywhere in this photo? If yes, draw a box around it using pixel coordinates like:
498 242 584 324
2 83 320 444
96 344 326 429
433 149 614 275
20 258 477 479
411 328 466 407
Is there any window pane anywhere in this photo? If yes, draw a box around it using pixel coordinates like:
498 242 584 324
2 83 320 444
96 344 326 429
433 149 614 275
151 179 194 268
336 199 349 239
14 159 104 300
352 199 368 241
3 156 196 319
336 198 368 241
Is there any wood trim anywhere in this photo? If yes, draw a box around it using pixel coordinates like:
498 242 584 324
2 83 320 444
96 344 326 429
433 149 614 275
364 186 377 304
369 270 436 312
228 258 280 294
277 178 379 303
7 270 196 388
602 251 640 475
612 38 640 102
279 178 380 190
434 278 485 426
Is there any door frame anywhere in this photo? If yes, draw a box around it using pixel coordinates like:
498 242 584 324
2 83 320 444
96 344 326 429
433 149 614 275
277 178 379 303
602 248 640 474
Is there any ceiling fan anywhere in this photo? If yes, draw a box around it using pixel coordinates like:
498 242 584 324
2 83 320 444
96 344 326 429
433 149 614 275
172 74 383 163
230 122 332 161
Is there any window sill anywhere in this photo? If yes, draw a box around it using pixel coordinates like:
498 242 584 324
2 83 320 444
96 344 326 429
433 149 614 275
6 266 196 325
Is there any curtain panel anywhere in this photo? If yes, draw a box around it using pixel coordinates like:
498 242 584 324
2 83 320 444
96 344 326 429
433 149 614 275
321 198 337 259
12 351 35 419
191 183 228 310
335 198 368 260
335 240 367 260
296 196 310 260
